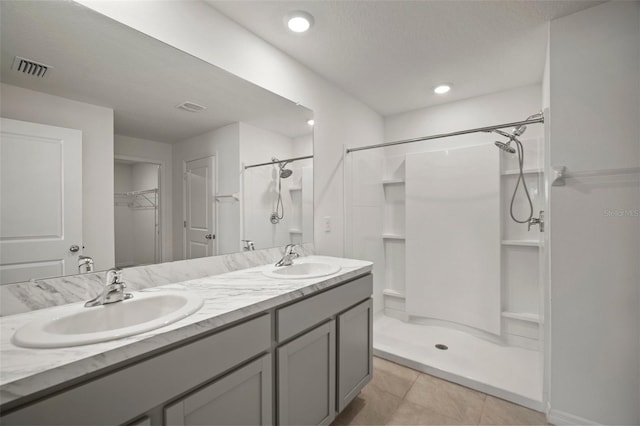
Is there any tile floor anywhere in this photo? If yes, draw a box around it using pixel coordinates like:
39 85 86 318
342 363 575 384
332 357 548 425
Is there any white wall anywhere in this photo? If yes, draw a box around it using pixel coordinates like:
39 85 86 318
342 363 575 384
115 134 173 261
548 2 640 425
77 0 384 257
172 123 240 258
0 83 114 270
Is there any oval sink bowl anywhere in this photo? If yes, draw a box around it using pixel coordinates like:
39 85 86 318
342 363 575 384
13 290 204 348
263 262 341 280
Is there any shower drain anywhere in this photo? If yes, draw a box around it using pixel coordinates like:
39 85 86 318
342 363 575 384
435 344 449 350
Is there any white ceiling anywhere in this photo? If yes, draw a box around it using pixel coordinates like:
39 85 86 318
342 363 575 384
0 1 312 143
207 0 603 116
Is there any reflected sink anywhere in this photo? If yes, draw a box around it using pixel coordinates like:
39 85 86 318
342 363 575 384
262 262 341 280
13 290 204 348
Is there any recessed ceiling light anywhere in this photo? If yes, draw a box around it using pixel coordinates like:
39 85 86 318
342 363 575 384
307 119 315 126
286 11 314 33
434 84 452 95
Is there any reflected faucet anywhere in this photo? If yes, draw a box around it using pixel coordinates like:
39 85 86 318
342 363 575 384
242 239 255 251
275 244 299 267
78 255 94 273
84 268 133 308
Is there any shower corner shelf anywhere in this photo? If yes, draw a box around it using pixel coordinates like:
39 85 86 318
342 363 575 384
501 239 541 247
382 289 405 298
501 168 543 176
501 311 541 324
382 178 405 185
382 233 405 240
288 186 302 192
289 229 302 234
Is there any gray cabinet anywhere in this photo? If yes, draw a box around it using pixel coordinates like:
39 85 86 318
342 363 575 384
164 354 272 426
277 320 336 426
1 274 373 426
337 298 373 411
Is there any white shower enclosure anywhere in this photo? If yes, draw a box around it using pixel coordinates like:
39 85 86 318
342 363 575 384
345 121 545 408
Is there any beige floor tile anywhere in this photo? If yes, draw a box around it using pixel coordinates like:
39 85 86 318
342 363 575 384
332 382 403 426
386 400 461 425
479 396 547 425
404 374 486 424
370 357 421 398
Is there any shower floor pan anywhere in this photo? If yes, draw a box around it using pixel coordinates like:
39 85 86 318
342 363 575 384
373 314 544 411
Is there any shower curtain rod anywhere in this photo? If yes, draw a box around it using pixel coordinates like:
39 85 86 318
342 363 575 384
244 154 314 170
345 116 545 154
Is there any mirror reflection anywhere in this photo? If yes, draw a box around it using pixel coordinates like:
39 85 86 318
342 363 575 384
0 0 313 285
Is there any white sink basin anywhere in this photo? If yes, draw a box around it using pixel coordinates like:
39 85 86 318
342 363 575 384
263 262 341 279
12 290 204 348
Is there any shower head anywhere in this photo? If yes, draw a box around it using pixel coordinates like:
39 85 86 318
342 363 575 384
513 125 527 137
494 141 516 154
279 167 293 179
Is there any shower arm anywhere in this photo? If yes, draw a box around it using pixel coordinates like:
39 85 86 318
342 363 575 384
345 113 544 154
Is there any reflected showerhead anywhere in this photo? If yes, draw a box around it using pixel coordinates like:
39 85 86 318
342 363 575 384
495 141 516 154
280 167 293 178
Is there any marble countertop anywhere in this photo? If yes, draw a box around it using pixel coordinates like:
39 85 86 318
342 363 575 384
0 255 372 410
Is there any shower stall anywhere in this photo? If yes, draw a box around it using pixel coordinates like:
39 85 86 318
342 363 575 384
345 111 547 410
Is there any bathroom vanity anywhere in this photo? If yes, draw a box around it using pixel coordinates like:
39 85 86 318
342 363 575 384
0 256 373 425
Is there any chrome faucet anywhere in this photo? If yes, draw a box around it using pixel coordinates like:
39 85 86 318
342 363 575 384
275 244 299 267
84 268 133 308
242 239 255 251
78 255 94 273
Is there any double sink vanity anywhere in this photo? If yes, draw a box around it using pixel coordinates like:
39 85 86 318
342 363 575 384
0 254 373 425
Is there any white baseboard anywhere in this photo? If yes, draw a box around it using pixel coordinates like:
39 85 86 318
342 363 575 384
548 409 601 425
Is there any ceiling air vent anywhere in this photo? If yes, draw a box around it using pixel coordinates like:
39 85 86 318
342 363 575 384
12 56 51 78
175 101 207 113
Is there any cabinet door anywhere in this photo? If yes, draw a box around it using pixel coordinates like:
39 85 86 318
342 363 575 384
165 354 272 426
337 298 373 412
278 320 336 426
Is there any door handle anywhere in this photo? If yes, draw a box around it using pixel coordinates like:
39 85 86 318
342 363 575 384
205 234 215 240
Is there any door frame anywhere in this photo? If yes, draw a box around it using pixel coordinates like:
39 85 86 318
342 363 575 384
114 155 165 263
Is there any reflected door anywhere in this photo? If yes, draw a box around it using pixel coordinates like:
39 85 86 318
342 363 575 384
184 156 215 259
0 118 82 284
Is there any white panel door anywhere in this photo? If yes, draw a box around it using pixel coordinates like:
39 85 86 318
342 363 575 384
185 156 215 259
0 118 82 284
405 145 501 335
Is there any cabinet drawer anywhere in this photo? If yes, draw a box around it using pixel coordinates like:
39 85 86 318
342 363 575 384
277 274 372 342
2 315 271 426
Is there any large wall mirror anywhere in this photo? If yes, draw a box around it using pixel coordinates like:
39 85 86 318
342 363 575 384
0 1 313 285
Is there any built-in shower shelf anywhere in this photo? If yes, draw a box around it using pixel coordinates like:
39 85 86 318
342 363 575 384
501 240 541 247
288 186 302 192
289 229 302 234
382 289 405 298
501 168 543 176
382 233 405 240
382 178 405 185
501 311 541 324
